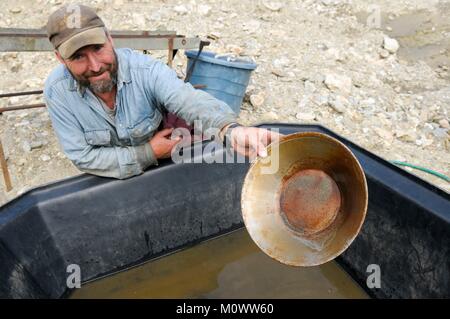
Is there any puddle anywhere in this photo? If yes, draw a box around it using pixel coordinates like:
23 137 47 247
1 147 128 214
355 3 450 72
70 229 368 299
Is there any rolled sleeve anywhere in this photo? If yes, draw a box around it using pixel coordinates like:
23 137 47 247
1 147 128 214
147 60 238 131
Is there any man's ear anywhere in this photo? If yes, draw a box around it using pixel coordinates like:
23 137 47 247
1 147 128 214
107 33 114 46
55 50 65 64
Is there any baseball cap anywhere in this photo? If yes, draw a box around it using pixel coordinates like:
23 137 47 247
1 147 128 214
46 4 107 59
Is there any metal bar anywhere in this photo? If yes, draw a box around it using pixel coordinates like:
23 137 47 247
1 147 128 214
0 90 43 99
0 27 201 52
167 38 174 67
0 103 46 114
0 28 177 37
0 138 12 192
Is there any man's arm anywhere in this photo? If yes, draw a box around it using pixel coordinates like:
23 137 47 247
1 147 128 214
45 90 158 179
148 60 237 132
146 59 283 159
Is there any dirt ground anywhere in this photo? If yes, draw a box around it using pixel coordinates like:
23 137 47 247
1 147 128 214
0 0 449 205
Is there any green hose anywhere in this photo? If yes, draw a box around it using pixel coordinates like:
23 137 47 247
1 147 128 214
390 160 450 183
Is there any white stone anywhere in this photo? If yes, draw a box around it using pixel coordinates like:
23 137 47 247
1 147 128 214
379 49 390 59
174 5 188 14
328 95 348 113
262 1 285 11
40 155 51 162
295 112 316 121
383 36 400 54
250 93 265 108
198 4 211 16
10 7 22 14
438 119 449 129
22 141 31 153
324 74 352 96
373 127 394 142
263 111 279 121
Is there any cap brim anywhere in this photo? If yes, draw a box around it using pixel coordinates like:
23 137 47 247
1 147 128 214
241 132 368 267
58 27 107 59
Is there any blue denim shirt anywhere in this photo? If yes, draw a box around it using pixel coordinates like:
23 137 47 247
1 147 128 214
44 48 236 179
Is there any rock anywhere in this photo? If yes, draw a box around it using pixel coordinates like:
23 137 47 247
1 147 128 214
272 57 290 69
15 120 30 127
321 0 341 6
383 36 400 54
324 74 352 96
226 44 244 55
207 33 220 41
262 111 279 121
271 69 288 77
373 127 394 143
379 49 390 59
30 141 45 150
174 5 188 14
243 20 261 33
432 128 449 140
10 62 21 73
415 136 433 147
295 112 316 121
312 93 329 106
250 93 265 108
395 129 417 142
326 48 344 62
304 81 316 94
328 95 348 113
198 4 211 16
386 26 393 32
9 7 22 14
438 119 449 129
262 1 285 11
22 141 31 153
40 155 51 162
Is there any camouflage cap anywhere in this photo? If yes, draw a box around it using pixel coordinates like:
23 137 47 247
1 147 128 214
46 4 107 59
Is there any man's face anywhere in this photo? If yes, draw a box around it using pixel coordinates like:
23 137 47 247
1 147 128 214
57 35 118 94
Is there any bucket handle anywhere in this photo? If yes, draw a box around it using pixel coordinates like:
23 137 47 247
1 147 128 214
184 40 210 83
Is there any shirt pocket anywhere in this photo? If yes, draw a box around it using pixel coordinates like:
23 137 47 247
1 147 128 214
84 129 112 146
128 116 159 145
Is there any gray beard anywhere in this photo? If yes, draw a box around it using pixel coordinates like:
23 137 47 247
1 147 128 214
88 73 118 94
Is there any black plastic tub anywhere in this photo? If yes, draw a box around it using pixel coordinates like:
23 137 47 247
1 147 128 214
0 124 449 299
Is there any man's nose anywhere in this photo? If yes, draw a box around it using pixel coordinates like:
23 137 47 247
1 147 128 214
86 53 101 73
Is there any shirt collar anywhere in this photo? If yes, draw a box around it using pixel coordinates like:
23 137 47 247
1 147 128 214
67 48 132 97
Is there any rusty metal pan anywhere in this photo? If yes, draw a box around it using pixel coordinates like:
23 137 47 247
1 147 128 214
241 132 368 266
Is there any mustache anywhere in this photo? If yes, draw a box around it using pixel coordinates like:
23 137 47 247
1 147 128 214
83 66 111 79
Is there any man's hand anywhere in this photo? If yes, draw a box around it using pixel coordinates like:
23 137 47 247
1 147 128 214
227 126 283 159
149 128 182 159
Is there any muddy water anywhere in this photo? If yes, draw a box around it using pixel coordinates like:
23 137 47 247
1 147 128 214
356 4 450 73
70 229 368 299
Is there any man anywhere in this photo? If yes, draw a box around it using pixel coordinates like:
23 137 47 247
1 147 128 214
44 4 279 179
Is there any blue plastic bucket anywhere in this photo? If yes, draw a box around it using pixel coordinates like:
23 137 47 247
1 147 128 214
185 50 257 114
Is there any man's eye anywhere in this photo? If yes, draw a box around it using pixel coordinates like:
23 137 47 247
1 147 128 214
70 54 82 61
94 45 103 51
